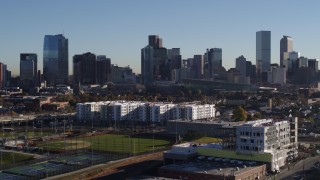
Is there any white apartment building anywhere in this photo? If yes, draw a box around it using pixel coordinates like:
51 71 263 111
236 118 298 171
149 103 167 123
76 101 216 123
76 101 108 121
180 104 216 120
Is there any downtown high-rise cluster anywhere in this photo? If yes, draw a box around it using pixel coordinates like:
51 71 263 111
0 31 319 93
141 32 319 87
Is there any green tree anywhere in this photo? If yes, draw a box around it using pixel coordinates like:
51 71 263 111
247 114 253 121
232 106 247 122
253 112 262 119
196 89 202 97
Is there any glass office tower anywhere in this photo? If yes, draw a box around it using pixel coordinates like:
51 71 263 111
20 53 37 90
256 31 271 74
43 34 68 85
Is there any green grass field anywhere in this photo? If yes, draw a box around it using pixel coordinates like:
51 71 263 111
193 137 223 144
0 152 34 166
39 134 170 154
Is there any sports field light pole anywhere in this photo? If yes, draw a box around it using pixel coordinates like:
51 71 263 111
91 117 93 166
11 116 15 165
25 118 28 132
26 118 29 142
1 121 3 170
128 135 131 157
175 120 178 144
41 120 43 136
0 149 2 170
152 129 155 152
46 137 49 178
2 121 4 139
33 119 35 137
63 120 66 154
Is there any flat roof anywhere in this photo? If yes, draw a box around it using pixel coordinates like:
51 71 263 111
128 176 177 180
160 161 264 177
168 119 244 126
240 119 289 127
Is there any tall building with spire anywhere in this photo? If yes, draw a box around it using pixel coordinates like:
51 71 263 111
280 35 293 67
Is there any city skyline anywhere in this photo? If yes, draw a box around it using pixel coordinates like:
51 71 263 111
1 1 320 76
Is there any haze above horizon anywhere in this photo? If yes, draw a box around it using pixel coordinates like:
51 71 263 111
1 0 320 76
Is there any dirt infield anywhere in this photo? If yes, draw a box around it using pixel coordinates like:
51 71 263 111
42 140 91 150
65 140 91 149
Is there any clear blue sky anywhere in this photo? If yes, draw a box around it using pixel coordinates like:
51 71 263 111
1 0 320 76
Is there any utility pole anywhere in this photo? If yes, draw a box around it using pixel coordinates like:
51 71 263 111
303 160 305 177
152 130 154 152
63 120 66 153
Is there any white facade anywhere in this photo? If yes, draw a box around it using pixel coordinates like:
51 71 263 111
76 101 108 121
76 101 215 123
236 118 298 171
180 104 216 120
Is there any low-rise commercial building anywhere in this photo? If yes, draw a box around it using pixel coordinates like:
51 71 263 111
159 162 266 180
164 117 298 172
3 96 52 112
236 118 298 171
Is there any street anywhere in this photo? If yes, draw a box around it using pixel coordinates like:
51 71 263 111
275 156 320 180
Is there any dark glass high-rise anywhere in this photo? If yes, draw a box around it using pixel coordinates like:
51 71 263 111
43 34 68 86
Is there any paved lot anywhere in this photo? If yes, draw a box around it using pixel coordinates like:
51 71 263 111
274 156 320 180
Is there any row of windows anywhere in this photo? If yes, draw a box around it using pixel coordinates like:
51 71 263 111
240 138 264 144
240 131 263 137
239 145 262 151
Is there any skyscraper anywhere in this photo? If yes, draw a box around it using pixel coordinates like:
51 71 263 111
0 62 9 88
193 55 204 79
20 53 38 90
141 45 154 86
96 55 111 85
256 31 271 74
43 34 68 86
205 48 222 78
148 35 163 48
73 52 97 85
280 36 293 67
235 55 247 76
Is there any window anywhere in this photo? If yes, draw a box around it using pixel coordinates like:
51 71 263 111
251 139 254 143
